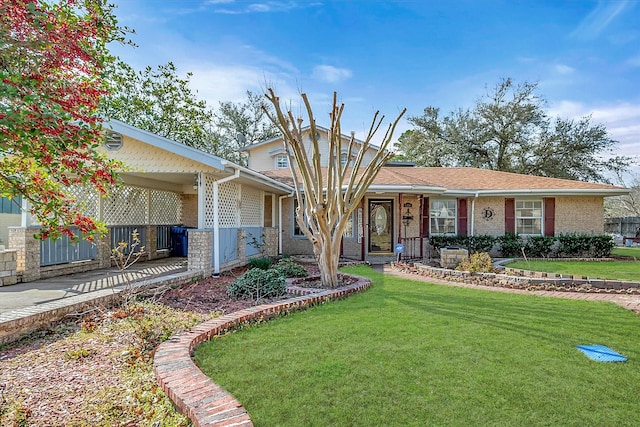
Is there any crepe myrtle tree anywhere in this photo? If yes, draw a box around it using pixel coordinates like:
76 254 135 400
0 0 126 240
264 89 406 288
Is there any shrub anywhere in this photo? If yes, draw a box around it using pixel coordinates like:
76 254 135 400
467 235 496 254
456 252 494 273
524 235 555 258
557 233 592 257
590 235 615 258
497 233 524 257
248 256 273 270
271 258 308 278
228 268 287 300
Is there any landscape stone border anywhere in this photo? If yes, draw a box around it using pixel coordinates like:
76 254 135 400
392 260 640 294
153 275 371 427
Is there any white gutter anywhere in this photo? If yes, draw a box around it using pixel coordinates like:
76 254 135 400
464 188 629 197
220 159 292 193
213 168 240 277
470 192 479 236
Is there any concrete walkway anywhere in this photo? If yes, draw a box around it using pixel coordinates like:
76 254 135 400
0 257 200 344
0 258 188 315
381 265 640 314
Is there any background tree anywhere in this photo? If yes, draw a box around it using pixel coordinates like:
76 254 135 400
0 0 125 239
101 61 218 153
213 91 280 165
264 90 405 288
397 78 632 183
605 174 640 217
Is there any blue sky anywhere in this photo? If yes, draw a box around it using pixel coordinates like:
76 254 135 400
110 0 639 160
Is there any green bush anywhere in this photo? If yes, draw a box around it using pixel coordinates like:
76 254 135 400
466 235 496 254
271 258 308 278
497 233 524 257
557 233 592 257
456 252 494 273
590 235 615 258
248 256 273 270
524 235 555 258
430 234 496 255
228 268 287 300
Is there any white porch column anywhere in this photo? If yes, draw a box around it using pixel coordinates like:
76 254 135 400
197 172 205 229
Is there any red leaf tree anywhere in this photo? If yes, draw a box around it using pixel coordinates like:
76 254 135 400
0 0 125 240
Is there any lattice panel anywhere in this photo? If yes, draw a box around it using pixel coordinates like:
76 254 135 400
150 190 181 224
218 181 240 228
240 186 263 226
67 185 99 218
103 186 149 225
203 174 216 228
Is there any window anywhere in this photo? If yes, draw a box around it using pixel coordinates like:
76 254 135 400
340 152 349 166
292 200 308 237
516 200 542 235
430 199 456 235
343 213 354 238
275 154 288 169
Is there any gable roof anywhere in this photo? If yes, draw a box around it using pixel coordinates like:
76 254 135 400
263 166 628 197
104 119 293 194
240 124 380 152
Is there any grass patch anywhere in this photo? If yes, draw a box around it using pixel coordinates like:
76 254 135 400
507 260 640 281
194 265 640 426
612 246 640 258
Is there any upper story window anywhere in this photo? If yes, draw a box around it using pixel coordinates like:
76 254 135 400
340 152 349 166
516 200 542 235
430 199 456 235
275 154 288 169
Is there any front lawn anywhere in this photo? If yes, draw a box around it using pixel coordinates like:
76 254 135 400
194 265 640 427
612 246 640 258
507 259 640 281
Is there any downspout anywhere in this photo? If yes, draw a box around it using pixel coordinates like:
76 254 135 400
213 168 240 277
470 192 479 236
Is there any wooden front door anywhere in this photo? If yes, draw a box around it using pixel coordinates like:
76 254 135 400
368 199 394 253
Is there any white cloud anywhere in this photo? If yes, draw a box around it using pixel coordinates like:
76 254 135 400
554 64 575 75
311 65 353 83
548 100 640 158
571 0 629 40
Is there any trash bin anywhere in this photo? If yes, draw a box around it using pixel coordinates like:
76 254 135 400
171 226 190 257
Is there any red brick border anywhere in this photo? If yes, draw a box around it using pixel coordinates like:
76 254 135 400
153 275 371 427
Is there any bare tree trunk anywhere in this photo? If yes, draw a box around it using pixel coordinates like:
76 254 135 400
263 89 405 288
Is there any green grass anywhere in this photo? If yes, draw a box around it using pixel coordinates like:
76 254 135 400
612 246 640 258
194 266 640 427
507 259 640 281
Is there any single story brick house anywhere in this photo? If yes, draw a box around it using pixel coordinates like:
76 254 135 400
243 126 629 263
2 122 630 282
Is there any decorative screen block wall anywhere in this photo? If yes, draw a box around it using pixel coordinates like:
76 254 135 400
202 175 264 229
103 186 148 225
68 185 99 219
103 186 181 226
150 190 182 224
240 187 263 227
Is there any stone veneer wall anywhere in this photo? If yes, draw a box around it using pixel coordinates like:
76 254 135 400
262 227 279 257
0 250 18 286
187 229 213 275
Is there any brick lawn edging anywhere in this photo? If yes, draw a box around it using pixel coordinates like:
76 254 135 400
0 270 204 345
153 274 371 427
392 261 640 294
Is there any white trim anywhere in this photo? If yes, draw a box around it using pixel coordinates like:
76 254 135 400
213 169 240 276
